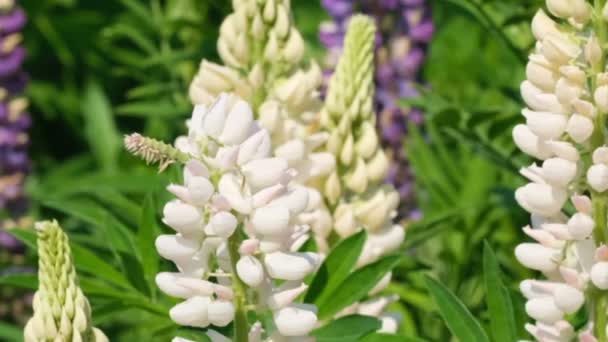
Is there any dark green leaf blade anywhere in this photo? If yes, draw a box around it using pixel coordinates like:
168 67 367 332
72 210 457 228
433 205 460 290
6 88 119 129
483 242 517 342
318 255 402 319
424 275 490 342
138 194 160 296
311 315 380 342
306 230 366 304
361 333 428 342
0 273 38 290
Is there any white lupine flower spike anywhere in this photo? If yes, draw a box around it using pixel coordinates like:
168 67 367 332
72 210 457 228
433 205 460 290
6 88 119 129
124 1 407 339
127 93 322 341
514 1 608 339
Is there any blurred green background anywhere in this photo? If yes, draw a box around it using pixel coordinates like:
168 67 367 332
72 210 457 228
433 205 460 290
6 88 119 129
0 0 546 340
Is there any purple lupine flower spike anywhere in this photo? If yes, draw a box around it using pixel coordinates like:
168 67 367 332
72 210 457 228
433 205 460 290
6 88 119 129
0 0 28 222
320 0 433 220
0 1 30 325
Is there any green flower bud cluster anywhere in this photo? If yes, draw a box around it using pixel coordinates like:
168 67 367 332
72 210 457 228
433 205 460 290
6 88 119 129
321 15 390 205
24 221 107 342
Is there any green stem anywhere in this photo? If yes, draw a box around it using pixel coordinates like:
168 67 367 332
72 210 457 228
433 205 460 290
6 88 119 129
592 2 608 339
596 291 608 342
227 230 249 342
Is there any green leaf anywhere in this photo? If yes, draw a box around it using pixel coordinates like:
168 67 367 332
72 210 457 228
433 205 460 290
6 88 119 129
311 315 380 342
82 80 120 172
138 194 160 295
40 197 135 254
0 273 38 290
318 255 402 319
483 242 517 342
306 230 366 304
424 275 490 342
360 333 428 342
0 321 22 342
116 100 189 117
10 229 132 290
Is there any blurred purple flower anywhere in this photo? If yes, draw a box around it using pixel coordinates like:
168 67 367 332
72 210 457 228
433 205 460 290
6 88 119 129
320 0 433 220
0 1 29 247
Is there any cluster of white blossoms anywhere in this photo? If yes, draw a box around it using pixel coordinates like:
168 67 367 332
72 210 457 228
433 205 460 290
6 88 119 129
513 0 608 340
153 93 322 341
125 1 407 339
188 0 335 251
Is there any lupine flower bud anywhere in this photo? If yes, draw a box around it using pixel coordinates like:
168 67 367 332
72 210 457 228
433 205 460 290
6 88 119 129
321 15 385 200
273 304 318 337
591 262 608 290
24 221 108 342
588 164 608 192
515 243 559 272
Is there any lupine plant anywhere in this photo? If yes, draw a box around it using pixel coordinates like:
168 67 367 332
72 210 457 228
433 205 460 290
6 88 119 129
513 0 608 340
319 0 433 219
123 1 406 340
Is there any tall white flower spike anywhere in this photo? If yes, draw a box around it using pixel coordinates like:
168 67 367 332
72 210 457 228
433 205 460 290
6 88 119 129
514 1 608 339
189 0 335 256
131 93 321 341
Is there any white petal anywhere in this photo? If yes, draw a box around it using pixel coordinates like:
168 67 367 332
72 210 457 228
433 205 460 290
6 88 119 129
242 158 289 190
218 173 253 214
515 183 567 217
207 300 235 327
269 186 309 215
273 304 318 337
525 297 564 323
156 272 214 298
208 211 238 238
587 164 608 192
236 256 265 287
155 234 199 264
186 176 214 206
219 99 254 145
264 251 319 280
203 94 231 138
567 213 595 240
238 129 272 165
541 158 577 187
553 284 584 314
522 109 567 140
251 205 291 236
591 262 608 290
162 201 203 236
169 296 211 328
512 124 553 160
566 114 594 143
206 330 231 342
515 243 559 272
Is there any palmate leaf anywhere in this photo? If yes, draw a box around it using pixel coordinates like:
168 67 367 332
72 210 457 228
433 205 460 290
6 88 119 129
483 242 518 342
311 315 381 342
425 275 490 342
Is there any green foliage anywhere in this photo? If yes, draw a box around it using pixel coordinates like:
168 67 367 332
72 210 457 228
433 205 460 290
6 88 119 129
425 276 489 342
311 315 381 342
0 0 549 340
